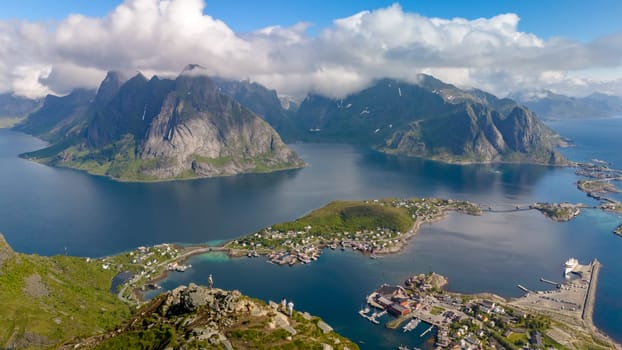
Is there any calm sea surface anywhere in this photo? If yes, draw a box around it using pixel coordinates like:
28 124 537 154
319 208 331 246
1 117 621 348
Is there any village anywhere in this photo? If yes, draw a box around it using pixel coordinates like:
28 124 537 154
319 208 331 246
92 243 205 303
225 198 482 266
359 259 611 350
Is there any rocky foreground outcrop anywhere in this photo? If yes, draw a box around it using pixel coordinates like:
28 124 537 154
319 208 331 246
62 283 356 350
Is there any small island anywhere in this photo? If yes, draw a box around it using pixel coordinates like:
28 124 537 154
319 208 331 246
574 162 622 236
577 179 621 201
530 202 583 222
224 198 482 265
360 260 619 349
575 161 622 180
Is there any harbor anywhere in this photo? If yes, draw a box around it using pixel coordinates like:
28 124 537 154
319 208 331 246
357 258 619 349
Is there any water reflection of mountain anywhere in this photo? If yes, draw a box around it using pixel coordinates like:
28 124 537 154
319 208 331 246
359 149 553 197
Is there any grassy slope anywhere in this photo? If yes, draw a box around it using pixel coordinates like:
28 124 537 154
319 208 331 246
0 253 130 348
0 116 26 128
272 200 414 235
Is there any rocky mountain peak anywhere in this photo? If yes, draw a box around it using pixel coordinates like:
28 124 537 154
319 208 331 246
180 63 209 76
95 71 126 105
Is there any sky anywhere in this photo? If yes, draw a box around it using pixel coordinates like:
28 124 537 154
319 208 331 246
1 0 622 99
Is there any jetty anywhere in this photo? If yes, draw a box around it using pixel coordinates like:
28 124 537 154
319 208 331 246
516 284 533 294
582 260 601 324
420 324 434 337
540 277 560 287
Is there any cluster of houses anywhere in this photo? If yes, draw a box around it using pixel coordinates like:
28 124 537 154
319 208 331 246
369 284 414 317
363 274 553 349
267 246 322 265
97 243 183 279
389 198 481 221
229 198 482 267
230 223 408 265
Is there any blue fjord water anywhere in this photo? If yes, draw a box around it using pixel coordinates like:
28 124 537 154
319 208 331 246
1 117 621 348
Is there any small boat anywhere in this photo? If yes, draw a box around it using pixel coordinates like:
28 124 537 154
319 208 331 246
402 318 420 332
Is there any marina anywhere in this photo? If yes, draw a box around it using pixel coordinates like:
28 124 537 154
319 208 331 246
402 318 420 332
355 258 618 349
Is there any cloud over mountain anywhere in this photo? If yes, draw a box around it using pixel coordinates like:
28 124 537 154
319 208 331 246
1 0 621 99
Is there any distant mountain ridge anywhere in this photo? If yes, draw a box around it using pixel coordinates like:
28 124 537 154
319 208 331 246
13 89 95 142
13 71 568 178
18 65 303 181
292 76 566 165
511 90 622 120
0 93 40 118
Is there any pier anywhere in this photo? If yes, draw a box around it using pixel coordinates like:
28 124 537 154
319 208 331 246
511 259 605 332
582 259 601 324
540 277 560 287
516 284 533 293
420 324 434 337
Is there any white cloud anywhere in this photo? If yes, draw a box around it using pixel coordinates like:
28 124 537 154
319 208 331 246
0 0 621 99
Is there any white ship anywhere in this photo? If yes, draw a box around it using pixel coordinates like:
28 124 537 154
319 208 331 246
564 258 578 275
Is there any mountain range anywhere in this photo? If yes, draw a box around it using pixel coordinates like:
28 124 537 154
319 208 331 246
0 93 40 118
7 68 572 181
0 93 41 127
291 76 566 164
511 90 622 120
16 65 303 181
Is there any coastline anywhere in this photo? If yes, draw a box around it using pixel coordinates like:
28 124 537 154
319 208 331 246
362 263 621 349
129 204 461 299
378 147 571 167
132 245 226 302
20 154 305 183
375 211 450 255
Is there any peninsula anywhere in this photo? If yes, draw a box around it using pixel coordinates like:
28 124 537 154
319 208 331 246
225 198 482 265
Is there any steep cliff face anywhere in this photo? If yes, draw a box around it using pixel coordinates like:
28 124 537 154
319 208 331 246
138 71 301 178
20 65 303 181
294 76 566 165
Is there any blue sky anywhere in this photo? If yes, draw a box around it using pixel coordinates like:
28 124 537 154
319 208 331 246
1 0 621 98
3 0 622 41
